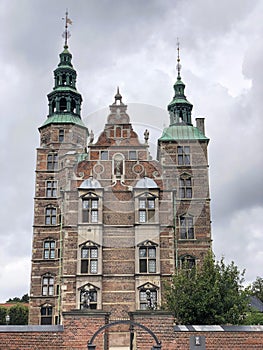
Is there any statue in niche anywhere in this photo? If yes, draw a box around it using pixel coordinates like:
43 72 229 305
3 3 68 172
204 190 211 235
114 155 124 177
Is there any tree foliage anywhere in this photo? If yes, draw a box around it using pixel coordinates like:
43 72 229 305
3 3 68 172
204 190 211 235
250 277 263 302
164 252 249 325
0 306 7 325
8 304 28 325
6 293 29 303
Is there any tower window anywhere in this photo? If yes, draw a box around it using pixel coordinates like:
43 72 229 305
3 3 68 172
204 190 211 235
42 275 54 296
179 216 194 239
179 176 192 198
62 74 66 85
43 240 56 259
45 207 57 225
139 288 157 310
47 153 58 171
40 305 53 325
80 287 97 309
59 98 67 112
178 146 190 165
82 196 99 223
139 197 155 223
180 255 196 269
71 99 76 113
59 130 64 142
46 180 57 197
81 246 98 274
139 246 156 273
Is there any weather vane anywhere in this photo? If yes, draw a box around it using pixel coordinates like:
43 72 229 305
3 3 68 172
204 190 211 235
62 9 73 48
176 38 181 80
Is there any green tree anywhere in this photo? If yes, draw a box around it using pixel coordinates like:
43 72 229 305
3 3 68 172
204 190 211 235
243 309 263 325
164 252 249 325
251 277 263 302
0 306 7 325
8 304 28 325
6 293 29 303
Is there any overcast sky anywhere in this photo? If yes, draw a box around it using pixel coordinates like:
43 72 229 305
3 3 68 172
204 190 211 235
0 0 262 302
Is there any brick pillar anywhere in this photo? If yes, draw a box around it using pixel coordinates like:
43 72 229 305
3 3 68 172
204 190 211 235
129 311 174 350
63 310 110 350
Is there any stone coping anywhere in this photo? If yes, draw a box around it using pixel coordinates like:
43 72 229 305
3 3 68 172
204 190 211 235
1 324 263 333
0 325 63 332
174 325 263 332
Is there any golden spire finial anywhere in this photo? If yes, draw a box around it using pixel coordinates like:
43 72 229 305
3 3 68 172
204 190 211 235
176 38 181 80
62 9 72 48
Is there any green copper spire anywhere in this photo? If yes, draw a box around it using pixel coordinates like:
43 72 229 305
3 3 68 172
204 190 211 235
40 11 85 129
168 41 193 126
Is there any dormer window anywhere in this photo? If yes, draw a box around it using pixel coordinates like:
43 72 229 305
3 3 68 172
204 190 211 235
82 193 99 223
139 196 155 223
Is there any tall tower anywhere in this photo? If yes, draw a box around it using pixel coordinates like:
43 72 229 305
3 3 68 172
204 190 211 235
29 32 211 327
29 14 88 324
157 44 211 270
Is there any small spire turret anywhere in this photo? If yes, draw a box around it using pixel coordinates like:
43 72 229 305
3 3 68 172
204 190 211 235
167 40 193 126
40 11 86 129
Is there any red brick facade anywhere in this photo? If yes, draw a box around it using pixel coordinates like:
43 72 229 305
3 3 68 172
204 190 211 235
29 44 212 342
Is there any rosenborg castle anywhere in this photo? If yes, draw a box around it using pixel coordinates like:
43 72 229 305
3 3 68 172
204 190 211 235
29 32 211 327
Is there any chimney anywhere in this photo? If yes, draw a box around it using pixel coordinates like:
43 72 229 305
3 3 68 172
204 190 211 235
196 117 205 135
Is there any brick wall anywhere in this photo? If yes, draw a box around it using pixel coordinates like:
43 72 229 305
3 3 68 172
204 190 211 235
1 312 263 349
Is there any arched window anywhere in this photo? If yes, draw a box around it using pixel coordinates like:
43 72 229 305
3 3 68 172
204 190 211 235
59 98 67 112
62 74 66 85
42 274 54 296
43 240 55 259
51 100 56 113
80 284 98 310
82 193 99 223
71 99 76 113
40 304 53 325
45 207 57 225
80 242 99 274
179 215 194 239
138 283 158 310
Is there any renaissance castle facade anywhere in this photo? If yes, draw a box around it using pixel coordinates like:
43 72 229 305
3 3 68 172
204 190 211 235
29 34 211 325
